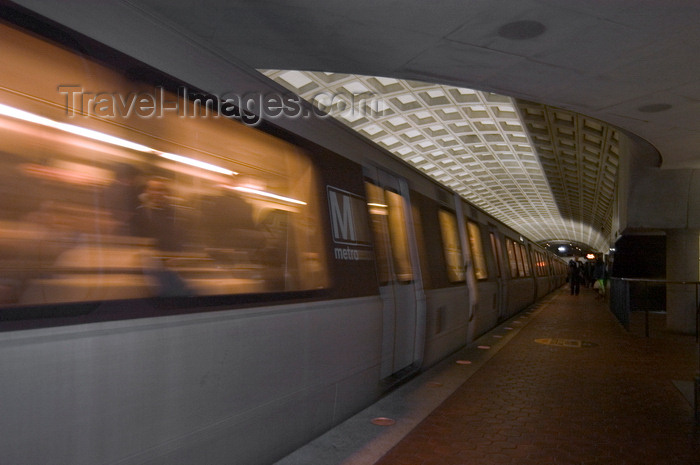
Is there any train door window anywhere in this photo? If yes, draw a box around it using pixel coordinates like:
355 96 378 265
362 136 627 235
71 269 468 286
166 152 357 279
365 182 413 283
540 253 547 276
541 253 547 276
489 232 502 278
520 244 532 276
365 182 392 284
505 238 519 278
514 243 525 277
467 221 488 280
438 209 465 283
385 190 413 282
533 251 539 276
412 202 431 288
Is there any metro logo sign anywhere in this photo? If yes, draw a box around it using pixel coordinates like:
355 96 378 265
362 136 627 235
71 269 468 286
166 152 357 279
329 189 356 242
326 186 372 261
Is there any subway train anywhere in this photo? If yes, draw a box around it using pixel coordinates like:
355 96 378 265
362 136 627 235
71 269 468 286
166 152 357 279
0 8 567 465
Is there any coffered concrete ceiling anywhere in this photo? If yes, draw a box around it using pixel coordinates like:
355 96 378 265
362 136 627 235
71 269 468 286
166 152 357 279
262 70 615 251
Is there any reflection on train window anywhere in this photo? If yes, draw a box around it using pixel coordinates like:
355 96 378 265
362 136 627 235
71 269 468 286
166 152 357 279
0 23 329 306
467 221 488 280
364 183 413 283
505 239 519 278
489 232 502 278
438 209 464 283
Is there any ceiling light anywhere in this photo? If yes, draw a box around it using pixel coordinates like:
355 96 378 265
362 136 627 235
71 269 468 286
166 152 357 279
497 20 546 40
637 103 672 113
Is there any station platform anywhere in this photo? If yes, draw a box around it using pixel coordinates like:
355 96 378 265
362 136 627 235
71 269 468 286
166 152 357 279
274 287 700 465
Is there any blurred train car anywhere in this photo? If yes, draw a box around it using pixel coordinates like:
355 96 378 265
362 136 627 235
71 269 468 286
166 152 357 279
0 8 566 465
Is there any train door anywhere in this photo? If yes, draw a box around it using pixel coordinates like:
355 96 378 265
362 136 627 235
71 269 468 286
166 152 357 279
364 168 423 379
454 202 476 327
488 228 507 321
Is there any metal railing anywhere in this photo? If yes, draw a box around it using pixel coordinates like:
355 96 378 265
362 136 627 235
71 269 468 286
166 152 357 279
610 277 699 341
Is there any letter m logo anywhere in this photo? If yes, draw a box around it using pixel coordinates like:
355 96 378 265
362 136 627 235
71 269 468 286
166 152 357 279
327 186 370 246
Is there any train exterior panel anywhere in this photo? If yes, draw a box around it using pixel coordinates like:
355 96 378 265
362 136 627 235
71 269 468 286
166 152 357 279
0 297 385 465
0 8 567 465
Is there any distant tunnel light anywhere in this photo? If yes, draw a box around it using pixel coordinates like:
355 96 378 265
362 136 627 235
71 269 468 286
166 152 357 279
558 246 567 252
0 102 235 176
230 186 307 205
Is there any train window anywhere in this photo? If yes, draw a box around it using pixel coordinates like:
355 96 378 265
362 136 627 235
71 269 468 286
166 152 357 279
411 202 431 288
385 190 413 282
540 253 547 276
365 182 413 283
438 209 465 283
466 221 488 280
519 244 531 277
514 243 525 277
539 252 547 276
533 251 539 276
489 232 502 278
0 22 330 308
505 238 519 278
521 245 532 276
365 182 392 285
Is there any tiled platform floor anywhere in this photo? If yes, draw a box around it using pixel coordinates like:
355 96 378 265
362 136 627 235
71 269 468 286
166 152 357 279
375 288 700 465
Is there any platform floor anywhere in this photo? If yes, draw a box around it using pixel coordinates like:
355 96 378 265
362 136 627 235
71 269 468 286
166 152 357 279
275 287 700 465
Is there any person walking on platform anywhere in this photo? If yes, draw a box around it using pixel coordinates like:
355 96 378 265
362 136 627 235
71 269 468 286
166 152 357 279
568 257 582 295
592 255 607 300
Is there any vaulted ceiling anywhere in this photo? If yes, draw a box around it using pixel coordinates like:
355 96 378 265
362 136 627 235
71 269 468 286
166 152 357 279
262 70 617 251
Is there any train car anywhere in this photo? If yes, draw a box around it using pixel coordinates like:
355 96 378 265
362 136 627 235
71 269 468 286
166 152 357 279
0 8 566 465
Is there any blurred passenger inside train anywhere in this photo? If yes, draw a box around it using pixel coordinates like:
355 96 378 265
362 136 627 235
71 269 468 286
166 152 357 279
101 163 141 236
201 187 262 251
134 176 183 251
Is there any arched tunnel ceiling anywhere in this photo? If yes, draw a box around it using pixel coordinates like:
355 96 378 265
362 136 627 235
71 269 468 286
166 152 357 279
263 70 615 251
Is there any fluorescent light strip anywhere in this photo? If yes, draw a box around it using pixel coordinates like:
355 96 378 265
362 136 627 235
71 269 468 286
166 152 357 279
0 103 235 176
367 202 388 208
0 103 152 152
230 186 307 205
157 152 235 176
